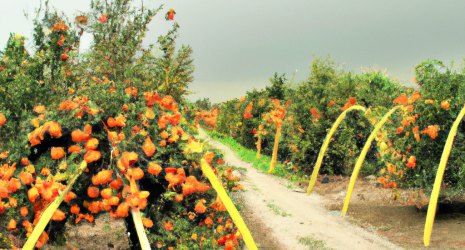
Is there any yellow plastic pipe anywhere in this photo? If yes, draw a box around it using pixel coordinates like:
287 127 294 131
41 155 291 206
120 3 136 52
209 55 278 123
424 104 465 247
306 105 366 196
268 124 282 174
255 124 265 159
200 158 258 250
23 161 88 250
340 105 401 218
256 133 261 159
131 208 151 250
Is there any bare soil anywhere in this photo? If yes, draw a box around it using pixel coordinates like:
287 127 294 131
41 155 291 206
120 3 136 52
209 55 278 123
232 191 287 250
65 213 130 250
305 174 465 250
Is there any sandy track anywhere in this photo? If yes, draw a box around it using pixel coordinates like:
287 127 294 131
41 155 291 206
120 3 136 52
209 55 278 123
198 129 403 250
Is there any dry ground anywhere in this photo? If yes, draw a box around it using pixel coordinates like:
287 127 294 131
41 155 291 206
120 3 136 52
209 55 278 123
307 174 465 250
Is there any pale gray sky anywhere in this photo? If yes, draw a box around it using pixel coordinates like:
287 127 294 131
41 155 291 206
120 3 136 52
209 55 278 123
2 1 465 104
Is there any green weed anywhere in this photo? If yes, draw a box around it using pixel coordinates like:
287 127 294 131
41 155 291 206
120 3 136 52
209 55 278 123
207 131 290 178
377 221 399 231
267 200 291 217
229 165 247 172
297 236 334 250
103 221 111 232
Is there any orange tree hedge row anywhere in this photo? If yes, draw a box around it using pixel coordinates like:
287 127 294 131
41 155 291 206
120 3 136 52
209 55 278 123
197 56 465 191
0 1 244 249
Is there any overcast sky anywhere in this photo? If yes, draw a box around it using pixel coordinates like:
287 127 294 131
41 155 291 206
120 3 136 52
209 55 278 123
2 1 465 104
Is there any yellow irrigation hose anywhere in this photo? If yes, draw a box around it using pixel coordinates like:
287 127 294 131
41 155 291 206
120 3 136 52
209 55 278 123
200 158 258 250
424 104 465 247
340 105 401 218
306 105 366 196
255 124 266 159
131 208 151 250
256 133 261 159
268 124 282 174
23 161 87 250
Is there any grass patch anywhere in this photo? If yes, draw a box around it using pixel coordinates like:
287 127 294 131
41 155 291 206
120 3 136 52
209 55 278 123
103 221 111 232
297 236 334 250
228 165 247 172
205 130 305 181
267 200 292 217
376 221 399 231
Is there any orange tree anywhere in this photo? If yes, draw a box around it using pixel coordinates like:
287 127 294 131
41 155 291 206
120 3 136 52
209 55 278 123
237 89 272 151
0 1 245 249
214 88 275 155
208 56 411 176
378 60 465 190
0 93 244 249
209 55 465 193
284 57 410 175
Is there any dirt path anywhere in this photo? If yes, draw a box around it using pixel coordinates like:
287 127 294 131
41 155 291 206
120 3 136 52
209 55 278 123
198 129 403 250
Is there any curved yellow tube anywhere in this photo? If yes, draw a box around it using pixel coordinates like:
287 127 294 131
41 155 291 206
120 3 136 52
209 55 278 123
200 158 258 250
424 104 465 246
23 161 88 250
306 105 366 196
131 208 151 250
256 134 261 159
268 124 282 174
340 106 401 217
